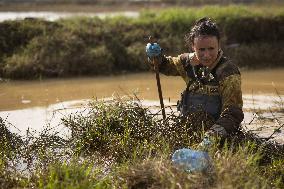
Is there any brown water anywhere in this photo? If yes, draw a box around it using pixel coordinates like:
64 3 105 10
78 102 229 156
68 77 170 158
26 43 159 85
1 69 284 111
1 69 284 142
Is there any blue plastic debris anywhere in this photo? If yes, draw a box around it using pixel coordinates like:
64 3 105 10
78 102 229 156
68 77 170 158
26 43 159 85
172 148 211 173
145 43 161 58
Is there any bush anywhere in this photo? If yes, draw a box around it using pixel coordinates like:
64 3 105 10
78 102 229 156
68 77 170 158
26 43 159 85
224 42 284 68
3 30 115 78
0 98 283 188
62 97 218 163
1 5 284 79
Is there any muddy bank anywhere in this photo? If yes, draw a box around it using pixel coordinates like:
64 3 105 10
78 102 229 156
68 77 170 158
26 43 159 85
0 70 283 143
1 6 283 79
1 93 283 144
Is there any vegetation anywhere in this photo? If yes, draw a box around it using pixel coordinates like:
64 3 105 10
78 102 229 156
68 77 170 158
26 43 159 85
0 97 283 188
0 5 284 79
2 0 284 5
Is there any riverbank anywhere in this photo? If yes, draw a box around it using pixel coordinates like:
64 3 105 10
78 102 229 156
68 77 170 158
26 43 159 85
1 69 283 144
2 94 284 143
0 5 283 79
1 0 283 12
0 2 165 12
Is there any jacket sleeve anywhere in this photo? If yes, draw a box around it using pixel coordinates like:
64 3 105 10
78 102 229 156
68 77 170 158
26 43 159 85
215 63 244 134
158 53 192 84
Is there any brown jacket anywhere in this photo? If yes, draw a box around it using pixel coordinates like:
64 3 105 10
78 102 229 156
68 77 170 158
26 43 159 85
157 51 244 134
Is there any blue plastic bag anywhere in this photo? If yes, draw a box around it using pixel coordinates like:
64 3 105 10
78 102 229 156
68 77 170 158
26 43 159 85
172 148 211 173
145 43 161 58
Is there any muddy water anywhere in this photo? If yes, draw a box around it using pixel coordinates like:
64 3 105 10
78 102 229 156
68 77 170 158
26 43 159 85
0 69 284 141
1 69 284 111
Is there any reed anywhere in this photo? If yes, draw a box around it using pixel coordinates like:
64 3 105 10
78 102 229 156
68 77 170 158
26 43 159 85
0 97 283 188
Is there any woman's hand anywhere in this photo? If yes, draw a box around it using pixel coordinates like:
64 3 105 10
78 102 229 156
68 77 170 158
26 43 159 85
146 42 162 58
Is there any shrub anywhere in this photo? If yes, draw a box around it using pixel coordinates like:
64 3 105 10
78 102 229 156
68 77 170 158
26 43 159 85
0 98 283 188
224 42 284 68
1 5 284 79
3 30 115 78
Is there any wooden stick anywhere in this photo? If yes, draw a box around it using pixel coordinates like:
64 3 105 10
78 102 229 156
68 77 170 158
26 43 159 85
153 57 166 120
148 36 166 120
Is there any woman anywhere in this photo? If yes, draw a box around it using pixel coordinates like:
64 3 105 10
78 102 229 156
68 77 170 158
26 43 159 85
146 17 244 138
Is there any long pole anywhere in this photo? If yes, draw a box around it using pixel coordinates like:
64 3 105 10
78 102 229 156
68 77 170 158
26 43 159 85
153 57 166 120
148 36 166 120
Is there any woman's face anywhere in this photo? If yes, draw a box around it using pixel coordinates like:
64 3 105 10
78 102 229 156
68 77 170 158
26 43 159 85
192 35 219 67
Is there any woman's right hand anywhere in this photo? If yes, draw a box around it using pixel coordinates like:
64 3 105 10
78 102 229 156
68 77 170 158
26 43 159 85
145 43 162 58
145 43 163 70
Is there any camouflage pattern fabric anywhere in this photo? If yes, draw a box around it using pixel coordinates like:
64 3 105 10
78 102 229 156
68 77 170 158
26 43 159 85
150 51 244 134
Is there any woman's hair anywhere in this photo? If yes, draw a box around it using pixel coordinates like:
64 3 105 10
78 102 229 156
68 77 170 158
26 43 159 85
185 17 220 48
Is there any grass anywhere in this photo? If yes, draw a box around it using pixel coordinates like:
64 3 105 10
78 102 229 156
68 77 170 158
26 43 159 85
0 97 283 188
0 5 284 79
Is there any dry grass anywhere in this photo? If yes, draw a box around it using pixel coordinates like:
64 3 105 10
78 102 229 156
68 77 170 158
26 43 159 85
0 97 283 188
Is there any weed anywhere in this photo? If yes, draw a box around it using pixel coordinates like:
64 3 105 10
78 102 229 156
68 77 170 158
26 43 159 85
1 5 284 79
0 97 283 188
